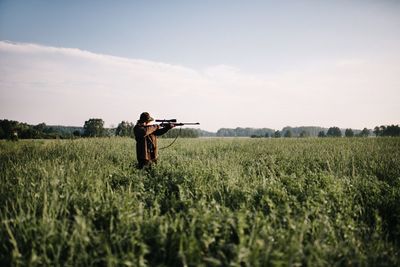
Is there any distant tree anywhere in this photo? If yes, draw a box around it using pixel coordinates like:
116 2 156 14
216 128 235 137
284 130 292 138
83 118 105 137
11 131 18 141
382 125 400 137
274 130 281 138
327 127 342 137
116 121 135 137
299 130 310 138
318 131 326 138
33 123 46 132
17 123 33 138
0 119 19 140
265 132 270 138
216 127 274 137
372 125 400 137
31 123 47 138
373 126 381 137
20 127 38 139
379 125 387 135
358 128 370 137
73 130 81 137
390 125 400 136
345 128 354 137
0 119 84 139
161 128 199 138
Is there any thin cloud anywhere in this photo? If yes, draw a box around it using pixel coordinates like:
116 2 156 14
0 41 398 131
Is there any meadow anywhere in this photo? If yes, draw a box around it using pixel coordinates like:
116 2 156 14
0 137 399 266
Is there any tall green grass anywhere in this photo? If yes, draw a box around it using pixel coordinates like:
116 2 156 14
1 137 399 266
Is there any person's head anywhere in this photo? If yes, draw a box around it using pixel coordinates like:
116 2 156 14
138 112 154 125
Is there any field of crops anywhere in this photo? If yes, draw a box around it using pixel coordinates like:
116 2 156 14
1 137 399 266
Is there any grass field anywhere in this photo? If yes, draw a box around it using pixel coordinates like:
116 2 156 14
1 137 399 266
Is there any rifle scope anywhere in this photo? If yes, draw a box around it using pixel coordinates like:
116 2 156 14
155 119 177 123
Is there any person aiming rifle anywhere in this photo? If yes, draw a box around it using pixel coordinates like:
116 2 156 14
133 112 199 169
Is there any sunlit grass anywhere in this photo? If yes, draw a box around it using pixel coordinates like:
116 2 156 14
1 137 399 266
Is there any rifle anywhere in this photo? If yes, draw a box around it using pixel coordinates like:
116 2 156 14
155 119 200 149
155 119 200 127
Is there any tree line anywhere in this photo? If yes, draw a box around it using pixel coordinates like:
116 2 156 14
246 126 399 138
0 120 83 140
0 119 199 140
373 125 400 137
1 119 399 140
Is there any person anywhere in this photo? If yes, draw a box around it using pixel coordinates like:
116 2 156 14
133 112 174 169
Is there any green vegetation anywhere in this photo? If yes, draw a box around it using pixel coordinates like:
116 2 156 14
282 126 326 137
3 119 400 139
161 128 200 139
374 125 400 137
327 127 342 137
0 120 84 139
217 127 275 137
1 138 400 266
83 118 106 137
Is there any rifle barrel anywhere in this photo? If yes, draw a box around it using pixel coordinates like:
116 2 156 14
175 122 200 125
156 121 200 126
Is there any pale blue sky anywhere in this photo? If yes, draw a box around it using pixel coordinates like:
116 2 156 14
0 1 399 130
2 0 399 72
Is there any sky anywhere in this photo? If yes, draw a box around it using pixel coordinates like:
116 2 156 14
0 0 399 131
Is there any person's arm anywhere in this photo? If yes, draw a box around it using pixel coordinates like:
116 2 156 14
134 125 160 138
155 124 174 136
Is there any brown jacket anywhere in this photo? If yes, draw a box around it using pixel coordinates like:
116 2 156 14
134 123 169 161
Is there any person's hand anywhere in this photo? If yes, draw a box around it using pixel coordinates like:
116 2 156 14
166 123 175 129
